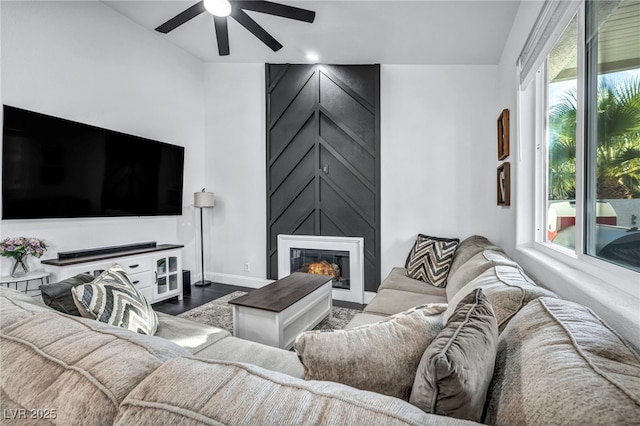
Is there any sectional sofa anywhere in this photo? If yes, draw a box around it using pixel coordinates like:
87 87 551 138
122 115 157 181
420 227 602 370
1 235 639 425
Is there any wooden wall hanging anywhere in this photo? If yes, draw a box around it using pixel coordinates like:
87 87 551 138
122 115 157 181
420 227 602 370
497 162 511 206
497 109 510 160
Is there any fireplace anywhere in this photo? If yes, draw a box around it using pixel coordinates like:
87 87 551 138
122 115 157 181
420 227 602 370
290 248 350 290
278 235 364 303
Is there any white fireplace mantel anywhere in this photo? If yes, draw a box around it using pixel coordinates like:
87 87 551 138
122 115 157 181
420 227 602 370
277 234 364 304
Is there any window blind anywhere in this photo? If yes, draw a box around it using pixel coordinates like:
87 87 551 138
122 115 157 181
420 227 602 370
518 0 582 88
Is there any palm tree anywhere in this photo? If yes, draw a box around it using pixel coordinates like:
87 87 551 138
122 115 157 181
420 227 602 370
549 90 577 200
548 76 640 200
593 77 640 198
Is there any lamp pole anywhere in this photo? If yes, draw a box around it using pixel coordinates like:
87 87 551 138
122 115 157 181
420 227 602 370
194 189 214 286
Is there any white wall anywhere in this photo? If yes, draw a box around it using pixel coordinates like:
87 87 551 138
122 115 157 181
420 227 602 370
0 1 206 276
203 63 270 287
494 0 543 253
380 65 499 276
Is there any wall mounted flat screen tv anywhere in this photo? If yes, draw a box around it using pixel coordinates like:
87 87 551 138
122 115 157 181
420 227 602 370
2 105 185 219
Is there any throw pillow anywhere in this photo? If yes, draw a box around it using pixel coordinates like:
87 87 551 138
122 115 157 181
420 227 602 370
404 234 459 287
71 264 158 335
39 273 95 316
293 303 448 400
410 288 498 422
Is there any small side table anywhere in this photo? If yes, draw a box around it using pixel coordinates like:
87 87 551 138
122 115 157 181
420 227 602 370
0 271 51 293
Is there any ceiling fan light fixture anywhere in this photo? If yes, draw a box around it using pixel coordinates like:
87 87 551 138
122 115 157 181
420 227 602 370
155 1 316 56
204 0 232 17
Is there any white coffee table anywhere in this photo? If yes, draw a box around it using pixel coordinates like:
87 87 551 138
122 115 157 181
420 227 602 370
229 273 332 349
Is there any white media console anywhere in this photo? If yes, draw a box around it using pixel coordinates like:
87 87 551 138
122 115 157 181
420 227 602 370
42 243 184 304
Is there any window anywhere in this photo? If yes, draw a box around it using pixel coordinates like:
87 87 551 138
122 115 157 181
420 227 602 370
584 0 640 272
539 0 640 274
546 15 578 249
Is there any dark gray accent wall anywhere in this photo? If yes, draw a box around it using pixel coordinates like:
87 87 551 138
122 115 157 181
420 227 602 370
266 64 381 292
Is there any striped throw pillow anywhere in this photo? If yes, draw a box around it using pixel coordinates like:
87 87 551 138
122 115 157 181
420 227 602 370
72 264 158 335
405 234 459 287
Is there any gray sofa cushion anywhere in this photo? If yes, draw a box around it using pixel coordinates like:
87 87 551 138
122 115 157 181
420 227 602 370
116 357 477 426
155 311 229 353
0 311 190 426
364 288 447 316
443 264 558 331
410 289 498 422
293 304 447 400
484 297 640 425
379 267 451 296
195 335 305 379
346 312 388 328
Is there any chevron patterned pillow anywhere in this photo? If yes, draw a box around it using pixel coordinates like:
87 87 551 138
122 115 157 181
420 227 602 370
71 264 158 335
405 234 460 287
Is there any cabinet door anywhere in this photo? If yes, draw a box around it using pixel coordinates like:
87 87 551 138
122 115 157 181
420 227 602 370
153 252 181 301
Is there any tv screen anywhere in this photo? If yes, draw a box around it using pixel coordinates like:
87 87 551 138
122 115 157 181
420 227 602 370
2 105 185 219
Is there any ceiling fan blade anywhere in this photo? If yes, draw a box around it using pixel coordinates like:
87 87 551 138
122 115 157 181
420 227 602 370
155 1 206 33
213 16 230 56
232 9 283 52
235 1 315 23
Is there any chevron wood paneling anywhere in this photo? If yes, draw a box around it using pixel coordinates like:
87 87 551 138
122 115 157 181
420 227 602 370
266 64 381 292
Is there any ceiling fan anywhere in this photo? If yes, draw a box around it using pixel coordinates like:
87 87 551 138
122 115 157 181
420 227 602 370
155 0 316 56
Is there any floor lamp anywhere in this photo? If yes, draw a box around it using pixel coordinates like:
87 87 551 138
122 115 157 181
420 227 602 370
194 189 215 286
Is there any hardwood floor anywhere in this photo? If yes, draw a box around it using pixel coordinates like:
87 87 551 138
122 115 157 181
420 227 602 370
153 282 366 315
153 282 251 315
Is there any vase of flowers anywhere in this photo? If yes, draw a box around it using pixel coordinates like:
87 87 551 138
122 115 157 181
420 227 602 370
0 237 48 278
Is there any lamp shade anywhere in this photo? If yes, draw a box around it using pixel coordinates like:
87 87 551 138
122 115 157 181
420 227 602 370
194 191 215 208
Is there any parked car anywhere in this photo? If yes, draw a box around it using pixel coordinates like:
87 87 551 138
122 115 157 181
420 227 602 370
552 224 640 272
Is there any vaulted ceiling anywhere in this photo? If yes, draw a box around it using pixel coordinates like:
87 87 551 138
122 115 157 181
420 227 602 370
103 0 522 64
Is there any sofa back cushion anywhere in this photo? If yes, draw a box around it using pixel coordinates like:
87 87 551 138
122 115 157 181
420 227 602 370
0 311 190 426
446 250 516 301
444 264 557 331
116 357 474 426
447 235 502 278
484 297 640 425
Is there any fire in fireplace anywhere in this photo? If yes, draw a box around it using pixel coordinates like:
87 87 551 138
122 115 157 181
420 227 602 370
302 260 339 277
290 248 350 290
